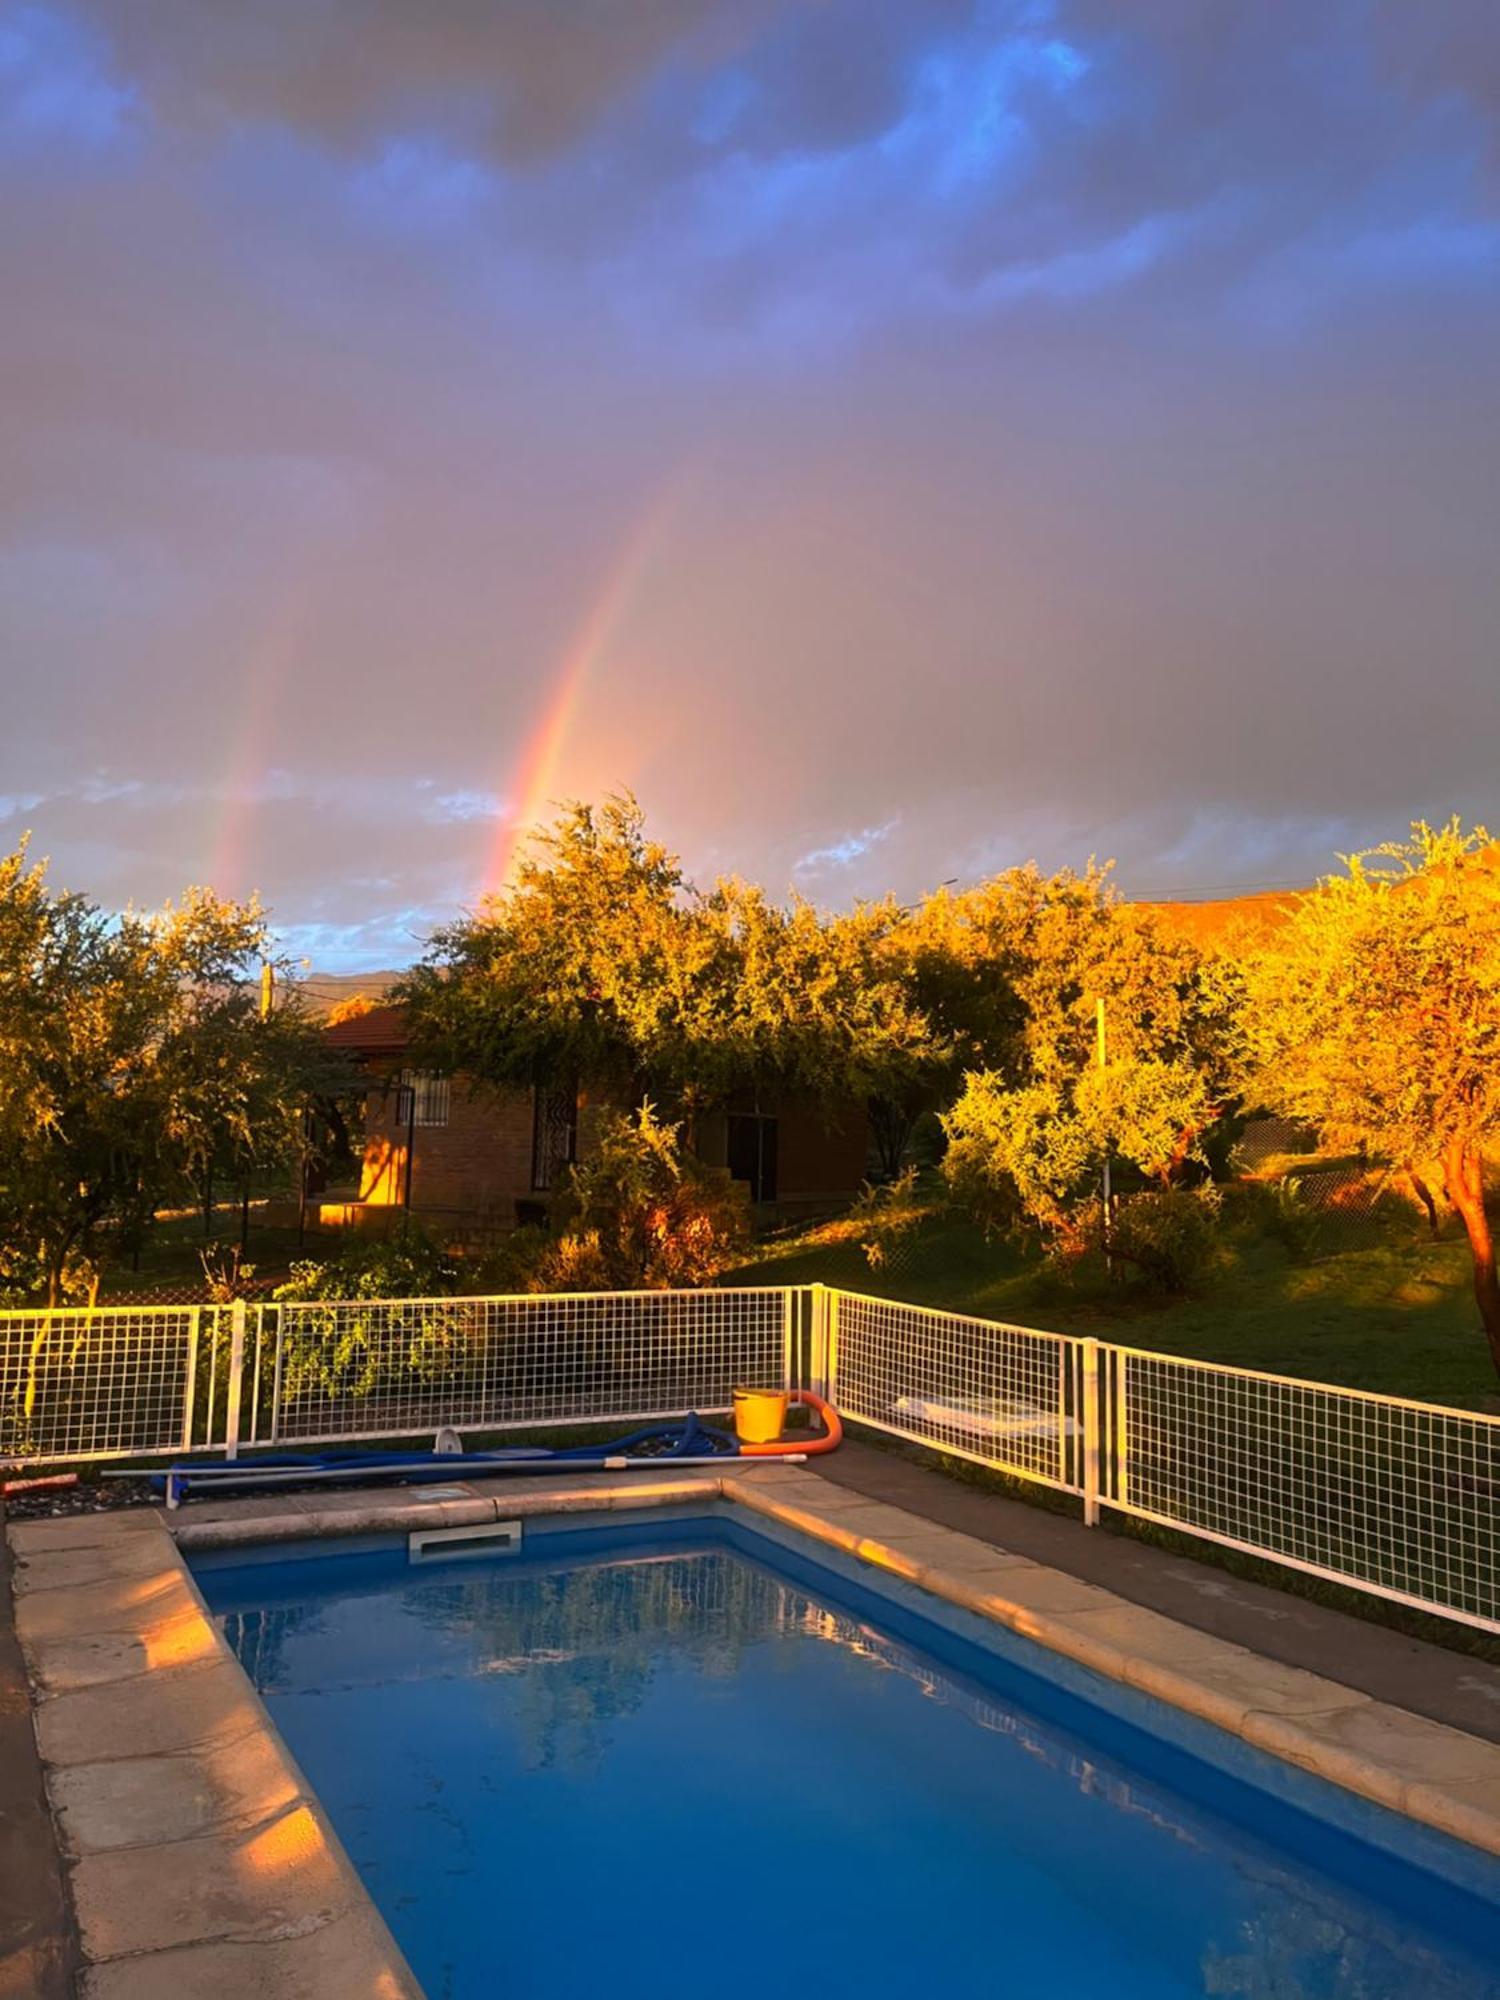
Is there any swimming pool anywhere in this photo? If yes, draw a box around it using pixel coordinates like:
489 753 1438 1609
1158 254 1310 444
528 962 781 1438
195 1509 1500 2000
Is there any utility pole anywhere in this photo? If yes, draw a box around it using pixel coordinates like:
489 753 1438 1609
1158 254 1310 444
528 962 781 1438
1096 995 1113 1276
404 1077 417 1212
246 961 275 1255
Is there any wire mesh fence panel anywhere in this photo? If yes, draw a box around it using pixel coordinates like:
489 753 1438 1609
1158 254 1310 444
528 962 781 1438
0 1306 206 1464
830 1290 1082 1491
6 1280 1498 1637
1102 1348 1500 1631
268 1288 794 1444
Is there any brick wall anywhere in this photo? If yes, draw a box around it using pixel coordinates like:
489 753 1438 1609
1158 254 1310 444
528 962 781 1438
353 1078 868 1228
694 1096 870 1206
776 1098 870 1201
358 1079 538 1222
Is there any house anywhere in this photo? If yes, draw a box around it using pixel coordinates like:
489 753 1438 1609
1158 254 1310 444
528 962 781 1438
321 1005 870 1235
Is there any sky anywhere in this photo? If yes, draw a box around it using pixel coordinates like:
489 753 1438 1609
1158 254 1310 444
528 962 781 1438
2 1 1498 971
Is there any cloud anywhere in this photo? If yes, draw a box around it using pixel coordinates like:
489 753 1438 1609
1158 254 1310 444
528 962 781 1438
86 0 774 162
422 789 506 825
1 2 1498 964
0 3 136 155
794 820 899 878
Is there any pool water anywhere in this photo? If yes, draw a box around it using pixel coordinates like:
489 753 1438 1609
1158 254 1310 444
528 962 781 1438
197 1513 1500 2000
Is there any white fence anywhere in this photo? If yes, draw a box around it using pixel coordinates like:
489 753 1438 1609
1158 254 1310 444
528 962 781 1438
3 1285 1496 1634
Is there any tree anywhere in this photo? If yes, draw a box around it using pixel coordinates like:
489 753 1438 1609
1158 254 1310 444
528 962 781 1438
1242 822 1500 1375
934 863 1231 1253
404 798 947 1161
906 861 1231 1088
402 795 689 1099
166 986 357 1245
687 882 947 1157
943 1059 1217 1247
327 992 378 1026
0 840 340 1303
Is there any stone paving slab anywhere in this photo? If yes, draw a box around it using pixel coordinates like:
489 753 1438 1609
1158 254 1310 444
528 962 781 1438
27 1598 223 1696
169 1469 721 1549
51 1728 301 1854
37 1659 263 1768
10 1511 422 1998
77 1904 421 2000
15 1566 198 1646
7 1510 165 1557
70 1800 353 1961
1406 1770 1500 1851
10 1533 178 1595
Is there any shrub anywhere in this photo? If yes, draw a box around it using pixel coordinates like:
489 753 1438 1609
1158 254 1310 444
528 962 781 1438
1090 1185 1223 1294
511 1103 750 1292
271 1225 466 1405
1233 1175 1324 1262
848 1167 928 1271
274 1225 460 1304
198 1245 256 1304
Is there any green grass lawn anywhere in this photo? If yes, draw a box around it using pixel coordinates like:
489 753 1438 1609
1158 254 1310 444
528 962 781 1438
728 1208 1500 1414
95 1188 1500 1411
94 1209 339 1300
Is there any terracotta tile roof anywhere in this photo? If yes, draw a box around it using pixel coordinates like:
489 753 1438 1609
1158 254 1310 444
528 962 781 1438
323 1003 409 1056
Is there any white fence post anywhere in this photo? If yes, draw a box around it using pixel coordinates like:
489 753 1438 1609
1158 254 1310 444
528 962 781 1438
224 1299 246 1461
269 1304 284 1445
807 1284 827 1399
179 1306 201 1452
1081 1336 1100 1527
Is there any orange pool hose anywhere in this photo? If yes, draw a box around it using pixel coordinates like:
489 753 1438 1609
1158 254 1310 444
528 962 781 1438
736 1390 842 1457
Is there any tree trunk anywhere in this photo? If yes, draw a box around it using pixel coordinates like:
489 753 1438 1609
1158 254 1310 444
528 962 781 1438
1407 1169 1440 1237
43 1224 78 1310
1442 1140 1500 1380
45 1213 105 1311
868 1097 915 1182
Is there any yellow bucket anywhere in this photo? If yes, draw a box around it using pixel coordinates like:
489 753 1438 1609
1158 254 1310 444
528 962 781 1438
732 1386 789 1445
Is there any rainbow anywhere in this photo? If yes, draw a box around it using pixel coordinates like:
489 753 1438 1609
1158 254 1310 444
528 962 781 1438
485 472 690 893
204 577 313 900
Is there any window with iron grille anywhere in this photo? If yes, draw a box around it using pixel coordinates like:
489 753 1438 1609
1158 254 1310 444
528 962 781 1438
532 1085 578 1190
394 1071 450 1128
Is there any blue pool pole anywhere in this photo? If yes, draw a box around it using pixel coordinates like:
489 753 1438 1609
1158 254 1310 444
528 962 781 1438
145 1451 808 1507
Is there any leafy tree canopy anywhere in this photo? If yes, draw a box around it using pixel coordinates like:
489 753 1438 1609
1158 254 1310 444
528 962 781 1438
0 839 347 1303
933 861 1230 1251
1240 820 1500 1371
402 797 690 1098
403 795 949 1122
903 861 1232 1088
